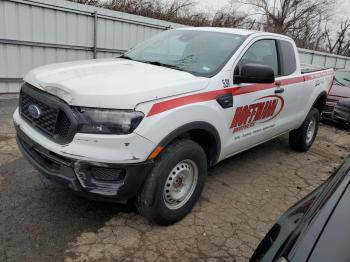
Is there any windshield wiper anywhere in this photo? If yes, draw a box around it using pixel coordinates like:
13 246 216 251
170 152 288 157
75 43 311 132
118 54 134 60
335 78 348 86
140 60 185 72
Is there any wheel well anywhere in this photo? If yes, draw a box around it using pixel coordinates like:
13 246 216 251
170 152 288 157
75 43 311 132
186 129 218 167
313 93 327 113
159 123 221 167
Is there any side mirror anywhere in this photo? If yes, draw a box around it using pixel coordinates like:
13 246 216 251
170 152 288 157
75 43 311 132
234 63 275 84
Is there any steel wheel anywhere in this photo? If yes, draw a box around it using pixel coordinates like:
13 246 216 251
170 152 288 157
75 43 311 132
306 116 316 144
163 159 198 210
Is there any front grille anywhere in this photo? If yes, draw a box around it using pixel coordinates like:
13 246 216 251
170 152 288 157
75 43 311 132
19 84 77 144
56 112 71 138
20 91 60 135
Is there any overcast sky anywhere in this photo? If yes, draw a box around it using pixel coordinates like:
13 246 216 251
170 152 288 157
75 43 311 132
195 0 350 21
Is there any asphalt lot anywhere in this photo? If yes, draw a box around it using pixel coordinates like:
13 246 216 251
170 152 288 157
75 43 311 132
0 94 349 262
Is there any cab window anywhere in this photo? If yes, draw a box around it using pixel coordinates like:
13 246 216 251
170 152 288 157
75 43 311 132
237 39 279 76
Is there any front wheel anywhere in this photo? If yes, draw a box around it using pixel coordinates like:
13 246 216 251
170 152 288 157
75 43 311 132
135 139 207 225
289 108 320 152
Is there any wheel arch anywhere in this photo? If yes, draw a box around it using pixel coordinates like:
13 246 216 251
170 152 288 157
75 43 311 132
312 91 328 113
159 121 221 167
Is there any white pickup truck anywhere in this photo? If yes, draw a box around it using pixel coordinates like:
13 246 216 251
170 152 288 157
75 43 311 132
14 28 334 224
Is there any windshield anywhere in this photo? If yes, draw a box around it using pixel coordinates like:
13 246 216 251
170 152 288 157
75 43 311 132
123 29 246 77
335 70 350 86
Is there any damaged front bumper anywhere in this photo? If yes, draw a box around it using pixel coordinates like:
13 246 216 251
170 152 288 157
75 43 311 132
16 126 153 203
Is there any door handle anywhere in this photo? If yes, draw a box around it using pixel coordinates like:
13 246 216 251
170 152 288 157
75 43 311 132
274 87 285 94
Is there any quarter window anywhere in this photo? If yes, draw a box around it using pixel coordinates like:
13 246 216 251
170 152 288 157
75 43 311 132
279 40 297 76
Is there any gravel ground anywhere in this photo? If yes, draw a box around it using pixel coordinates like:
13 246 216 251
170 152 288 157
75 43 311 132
0 95 349 262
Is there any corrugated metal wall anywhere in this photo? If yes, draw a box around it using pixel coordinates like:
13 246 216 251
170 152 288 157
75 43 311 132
0 0 183 93
298 48 350 70
1 0 350 93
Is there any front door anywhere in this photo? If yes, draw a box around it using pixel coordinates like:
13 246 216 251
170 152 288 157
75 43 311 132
225 39 291 157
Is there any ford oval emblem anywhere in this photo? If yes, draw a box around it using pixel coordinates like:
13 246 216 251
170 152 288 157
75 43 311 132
28 104 42 119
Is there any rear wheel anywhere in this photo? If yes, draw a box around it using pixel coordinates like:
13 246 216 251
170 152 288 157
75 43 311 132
135 139 207 225
289 108 320 152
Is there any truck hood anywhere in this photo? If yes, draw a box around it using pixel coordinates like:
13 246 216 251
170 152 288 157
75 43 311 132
24 58 209 109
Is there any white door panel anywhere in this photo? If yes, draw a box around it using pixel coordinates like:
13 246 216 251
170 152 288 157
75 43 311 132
229 86 284 152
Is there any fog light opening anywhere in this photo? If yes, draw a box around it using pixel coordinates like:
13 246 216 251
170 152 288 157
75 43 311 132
90 166 126 182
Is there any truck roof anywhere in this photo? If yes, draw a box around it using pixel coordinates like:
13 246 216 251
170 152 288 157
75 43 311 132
178 27 293 41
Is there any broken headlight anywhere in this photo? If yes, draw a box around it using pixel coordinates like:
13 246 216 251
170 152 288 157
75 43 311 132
76 107 144 135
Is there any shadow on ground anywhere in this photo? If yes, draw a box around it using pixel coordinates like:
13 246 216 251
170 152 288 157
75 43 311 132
0 158 135 262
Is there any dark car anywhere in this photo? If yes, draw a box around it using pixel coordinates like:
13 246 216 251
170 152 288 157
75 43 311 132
332 98 350 127
323 69 350 120
251 155 350 262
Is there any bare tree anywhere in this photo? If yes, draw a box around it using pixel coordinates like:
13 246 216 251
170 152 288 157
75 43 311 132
211 4 247 28
68 0 100 5
325 19 350 55
67 0 248 28
238 0 335 49
67 0 349 56
102 0 195 21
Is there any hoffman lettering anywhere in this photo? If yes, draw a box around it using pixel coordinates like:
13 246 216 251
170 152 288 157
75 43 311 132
231 99 279 132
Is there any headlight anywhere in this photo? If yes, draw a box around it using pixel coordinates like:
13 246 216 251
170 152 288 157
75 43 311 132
76 107 144 134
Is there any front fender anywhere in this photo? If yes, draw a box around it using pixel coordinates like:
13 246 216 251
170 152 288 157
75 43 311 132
135 100 229 163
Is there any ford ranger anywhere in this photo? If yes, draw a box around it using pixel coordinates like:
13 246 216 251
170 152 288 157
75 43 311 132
13 28 334 224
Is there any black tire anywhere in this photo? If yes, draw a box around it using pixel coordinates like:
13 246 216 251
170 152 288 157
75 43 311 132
289 108 320 152
135 139 207 225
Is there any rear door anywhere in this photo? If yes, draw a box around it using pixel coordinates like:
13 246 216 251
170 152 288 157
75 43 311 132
272 38 305 131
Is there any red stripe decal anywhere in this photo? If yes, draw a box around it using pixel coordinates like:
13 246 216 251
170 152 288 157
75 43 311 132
147 88 234 116
147 69 334 117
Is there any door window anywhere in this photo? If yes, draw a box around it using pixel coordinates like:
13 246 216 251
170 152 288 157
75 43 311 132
237 39 279 76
